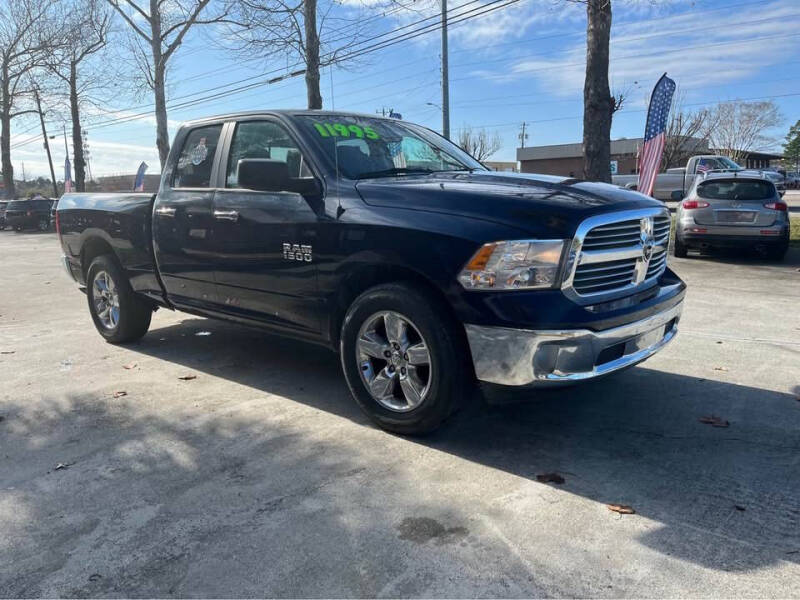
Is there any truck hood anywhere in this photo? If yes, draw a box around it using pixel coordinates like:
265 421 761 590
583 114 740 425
355 171 663 237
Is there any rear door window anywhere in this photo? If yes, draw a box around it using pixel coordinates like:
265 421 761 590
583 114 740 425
697 180 774 200
173 124 222 188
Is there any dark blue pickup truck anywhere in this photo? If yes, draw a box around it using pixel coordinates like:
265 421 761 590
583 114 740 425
57 110 685 434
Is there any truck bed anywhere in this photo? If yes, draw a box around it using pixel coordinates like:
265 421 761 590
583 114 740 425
57 192 164 301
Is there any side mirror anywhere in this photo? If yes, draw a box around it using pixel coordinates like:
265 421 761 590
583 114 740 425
237 158 320 196
670 190 684 201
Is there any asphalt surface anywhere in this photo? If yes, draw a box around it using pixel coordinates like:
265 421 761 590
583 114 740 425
1 231 799 598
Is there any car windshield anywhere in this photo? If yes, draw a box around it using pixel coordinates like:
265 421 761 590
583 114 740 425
697 180 774 200
717 157 741 170
296 115 485 179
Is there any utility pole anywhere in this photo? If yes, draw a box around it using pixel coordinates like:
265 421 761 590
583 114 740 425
441 0 450 139
518 122 529 148
33 89 59 198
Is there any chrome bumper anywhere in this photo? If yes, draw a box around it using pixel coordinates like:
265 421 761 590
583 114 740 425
465 300 683 387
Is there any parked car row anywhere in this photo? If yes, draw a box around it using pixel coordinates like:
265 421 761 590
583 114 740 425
0 197 57 231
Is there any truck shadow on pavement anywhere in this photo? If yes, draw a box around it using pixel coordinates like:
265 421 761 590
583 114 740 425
2 321 799 596
128 318 800 572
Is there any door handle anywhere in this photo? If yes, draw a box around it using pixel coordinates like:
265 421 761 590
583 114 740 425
155 206 176 217
213 210 239 222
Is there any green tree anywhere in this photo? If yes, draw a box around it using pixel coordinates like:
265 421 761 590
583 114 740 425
784 120 800 171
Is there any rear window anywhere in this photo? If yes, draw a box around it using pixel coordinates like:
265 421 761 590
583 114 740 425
7 201 27 210
173 124 223 188
696 180 774 200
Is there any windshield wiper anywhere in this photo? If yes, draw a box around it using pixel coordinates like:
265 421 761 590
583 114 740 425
355 167 435 179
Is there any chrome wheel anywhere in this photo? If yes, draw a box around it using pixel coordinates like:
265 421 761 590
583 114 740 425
356 311 432 412
92 270 120 329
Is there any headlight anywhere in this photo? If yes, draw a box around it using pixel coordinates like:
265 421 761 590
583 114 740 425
458 239 566 290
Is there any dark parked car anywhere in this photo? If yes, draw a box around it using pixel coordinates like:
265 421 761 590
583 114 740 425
0 201 8 230
57 110 686 434
5 198 54 231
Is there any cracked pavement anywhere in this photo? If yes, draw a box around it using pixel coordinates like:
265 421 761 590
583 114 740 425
1 231 799 597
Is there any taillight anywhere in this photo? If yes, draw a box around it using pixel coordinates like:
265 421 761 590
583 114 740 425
682 200 710 209
763 201 787 211
55 210 60 235
27 210 33 216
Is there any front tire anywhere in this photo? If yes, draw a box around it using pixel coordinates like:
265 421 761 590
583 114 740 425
340 283 470 435
86 255 152 343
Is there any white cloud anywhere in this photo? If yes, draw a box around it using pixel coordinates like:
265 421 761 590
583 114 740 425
484 1 800 99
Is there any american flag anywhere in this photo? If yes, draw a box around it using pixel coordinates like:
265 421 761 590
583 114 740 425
638 74 676 197
64 157 73 194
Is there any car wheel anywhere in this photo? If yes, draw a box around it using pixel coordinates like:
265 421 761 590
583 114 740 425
673 235 688 258
86 255 152 343
14 225 23 232
765 243 788 262
340 282 470 435
38 218 49 231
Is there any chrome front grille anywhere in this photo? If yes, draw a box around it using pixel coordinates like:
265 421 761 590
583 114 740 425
564 209 671 301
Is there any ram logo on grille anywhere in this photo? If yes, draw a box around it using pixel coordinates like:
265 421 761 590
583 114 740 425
566 211 670 298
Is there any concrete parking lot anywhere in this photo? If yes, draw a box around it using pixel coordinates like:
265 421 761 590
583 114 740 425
1 231 799 597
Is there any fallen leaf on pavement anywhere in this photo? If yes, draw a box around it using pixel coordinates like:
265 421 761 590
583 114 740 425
699 415 730 427
88 574 102 582
713 366 729 372
178 374 197 381
54 462 73 471
123 362 138 370
607 504 635 515
734 505 746 511
536 472 565 484
112 391 127 398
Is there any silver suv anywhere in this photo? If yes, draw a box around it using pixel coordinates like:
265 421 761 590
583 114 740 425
674 172 789 260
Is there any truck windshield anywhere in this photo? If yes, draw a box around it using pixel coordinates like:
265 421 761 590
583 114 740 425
296 115 485 179
697 180 774 200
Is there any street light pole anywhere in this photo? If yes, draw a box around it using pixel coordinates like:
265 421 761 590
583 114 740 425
33 88 59 199
441 0 450 139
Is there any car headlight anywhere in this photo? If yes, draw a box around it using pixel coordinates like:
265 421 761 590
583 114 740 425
458 239 566 290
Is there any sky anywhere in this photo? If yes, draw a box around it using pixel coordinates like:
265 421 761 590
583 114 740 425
10 0 800 179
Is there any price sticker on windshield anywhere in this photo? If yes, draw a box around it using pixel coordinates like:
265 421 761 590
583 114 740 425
313 122 379 140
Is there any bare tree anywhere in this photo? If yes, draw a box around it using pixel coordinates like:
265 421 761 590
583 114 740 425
48 0 111 192
660 95 714 169
224 0 372 110
458 125 502 162
0 0 61 199
581 0 613 182
704 100 783 164
106 0 229 168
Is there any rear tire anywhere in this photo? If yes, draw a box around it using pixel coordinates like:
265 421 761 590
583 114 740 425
673 235 688 258
765 242 788 261
38 218 49 232
86 255 152 343
340 283 470 435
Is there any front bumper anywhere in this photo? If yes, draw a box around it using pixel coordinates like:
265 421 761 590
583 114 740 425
465 300 682 387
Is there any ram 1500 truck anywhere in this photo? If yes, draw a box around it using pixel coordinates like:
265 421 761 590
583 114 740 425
57 110 686 434
613 154 786 200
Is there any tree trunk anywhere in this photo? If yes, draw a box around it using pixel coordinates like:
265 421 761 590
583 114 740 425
582 0 613 183
70 60 86 192
1 66 15 199
149 2 170 169
304 0 322 110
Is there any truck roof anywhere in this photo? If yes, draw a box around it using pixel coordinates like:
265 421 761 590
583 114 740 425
179 109 398 129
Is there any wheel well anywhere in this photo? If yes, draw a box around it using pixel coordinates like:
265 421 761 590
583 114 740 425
330 265 462 349
80 237 115 276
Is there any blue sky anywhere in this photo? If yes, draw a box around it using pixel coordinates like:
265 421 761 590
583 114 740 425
13 0 800 177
